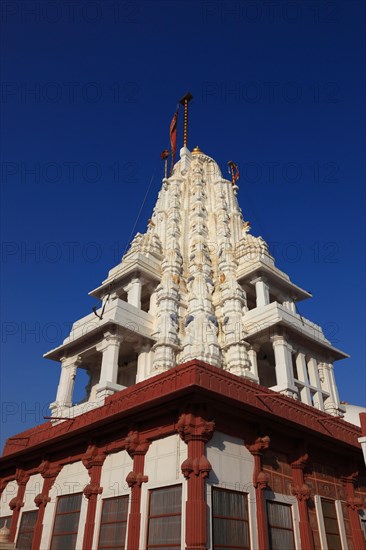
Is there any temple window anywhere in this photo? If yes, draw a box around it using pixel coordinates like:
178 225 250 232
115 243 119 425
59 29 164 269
146 485 182 548
50 493 83 550
16 510 38 550
266 500 295 550
211 487 250 549
98 496 129 549
320 499 342 550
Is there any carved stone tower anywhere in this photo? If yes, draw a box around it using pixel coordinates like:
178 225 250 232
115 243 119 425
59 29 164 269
45 145 347 420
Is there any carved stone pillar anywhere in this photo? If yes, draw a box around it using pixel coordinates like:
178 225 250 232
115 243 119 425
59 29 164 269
306 357 324 410
271 334 298 398
252 277 270 308
124 277 143 309
96 331 121 398
246 436 270 550
9 469 29 542
32 461 62 550
51 355 82 412
148 284 158 316
290 454 314 550
82 444 106 550
125 431 150 550
136 344 153 383
248 345 260 380
320 362 342 415
177 405 215 550
296 353 312 405
341 473 366 550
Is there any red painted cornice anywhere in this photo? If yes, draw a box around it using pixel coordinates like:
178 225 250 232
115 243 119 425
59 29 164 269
1 360 362 468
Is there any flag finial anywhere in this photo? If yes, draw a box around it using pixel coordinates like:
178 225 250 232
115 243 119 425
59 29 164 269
179 92 193 148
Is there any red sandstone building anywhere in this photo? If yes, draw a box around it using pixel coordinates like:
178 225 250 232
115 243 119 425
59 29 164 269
1 133 365 550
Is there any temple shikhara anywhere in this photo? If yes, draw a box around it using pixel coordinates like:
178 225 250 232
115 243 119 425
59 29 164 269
1 96 366 550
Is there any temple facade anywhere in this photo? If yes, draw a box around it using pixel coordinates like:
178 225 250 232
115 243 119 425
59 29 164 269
0 144 365 550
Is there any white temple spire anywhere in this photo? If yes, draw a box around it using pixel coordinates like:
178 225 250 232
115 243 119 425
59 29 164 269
45 141 347 420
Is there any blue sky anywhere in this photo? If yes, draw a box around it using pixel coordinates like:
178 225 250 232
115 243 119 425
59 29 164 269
1 0 365 449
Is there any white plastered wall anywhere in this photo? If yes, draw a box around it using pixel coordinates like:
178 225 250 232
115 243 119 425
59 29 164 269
142 434 188 550
92 449 133 549
0 480 17 520
206 431 256 550
40 460 89 550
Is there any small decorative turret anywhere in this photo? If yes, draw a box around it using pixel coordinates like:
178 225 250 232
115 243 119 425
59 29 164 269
0 521 16 549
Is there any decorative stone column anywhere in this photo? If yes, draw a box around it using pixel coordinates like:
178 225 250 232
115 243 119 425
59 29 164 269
32 461 62 550
341 473 366 550
296 353 312 405
9 469 29 542
148 284 158 316
125 431 150 550
252 277 270 308
82 444 106 550
50 355 82 413
123 277 143 309
181 157 220 368
290 454 314 550
136 344 153 383
247 345 260 380
283 297 297 314
246 436 270 550
271 335 298 398
177 404 215 550
96 331 121 398
152 176 183 372
319 362 342 415
306 357 324 410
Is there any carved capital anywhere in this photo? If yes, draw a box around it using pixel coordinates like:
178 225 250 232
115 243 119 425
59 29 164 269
124 430 150 457
246 436 270 456
177 411 215 443
9 497 24 512
82 444 106 469
291 483 312 501
341 473 363 510
346 496 364 511
341 472 358 487
60 355 82 369
96 331 121 352
125 471 148 488
256 471 270 490
181 455 212 479
34 493 51 509
291 453 309 470
15 469 29 487
38 460 62 479
83 483 103 500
